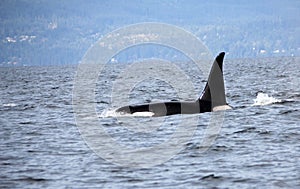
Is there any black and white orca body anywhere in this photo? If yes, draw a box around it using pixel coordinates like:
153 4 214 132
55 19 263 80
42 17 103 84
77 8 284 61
116 52 231 116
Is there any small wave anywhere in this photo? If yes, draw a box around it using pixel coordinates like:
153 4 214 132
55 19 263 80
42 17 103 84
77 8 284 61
200 174 222 180
100 109 154 118
252 92 281 106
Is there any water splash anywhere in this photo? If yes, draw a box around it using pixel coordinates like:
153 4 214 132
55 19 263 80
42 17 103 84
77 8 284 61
252 92 281 106
100 109 154 118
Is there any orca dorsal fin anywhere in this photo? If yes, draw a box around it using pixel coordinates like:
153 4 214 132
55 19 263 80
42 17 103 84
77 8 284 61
199 52 227 107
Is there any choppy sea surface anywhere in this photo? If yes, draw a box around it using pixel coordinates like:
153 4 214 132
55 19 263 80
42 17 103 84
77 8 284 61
0 57 299 188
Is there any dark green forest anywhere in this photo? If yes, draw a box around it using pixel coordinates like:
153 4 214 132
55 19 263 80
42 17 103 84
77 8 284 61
0 0 299 66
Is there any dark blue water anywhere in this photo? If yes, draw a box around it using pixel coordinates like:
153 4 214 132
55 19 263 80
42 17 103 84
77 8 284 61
0 57 299 188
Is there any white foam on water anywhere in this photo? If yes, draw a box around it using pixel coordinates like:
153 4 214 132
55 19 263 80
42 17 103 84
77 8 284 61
100 109 154 118
2 103 17 107
252 92 281 106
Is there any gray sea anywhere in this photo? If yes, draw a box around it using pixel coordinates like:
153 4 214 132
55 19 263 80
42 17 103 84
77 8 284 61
0 57 299 188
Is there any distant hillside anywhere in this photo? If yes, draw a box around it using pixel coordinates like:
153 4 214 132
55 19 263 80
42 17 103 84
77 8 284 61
0 0 299 66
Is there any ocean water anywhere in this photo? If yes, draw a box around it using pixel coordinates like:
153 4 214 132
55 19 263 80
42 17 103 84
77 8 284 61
0 57 299 188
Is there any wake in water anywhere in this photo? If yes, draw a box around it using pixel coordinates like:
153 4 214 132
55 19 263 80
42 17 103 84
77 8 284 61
252 92 282 106
100 109 154 118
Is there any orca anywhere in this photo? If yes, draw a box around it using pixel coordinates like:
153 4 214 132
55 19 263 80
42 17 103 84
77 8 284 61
115 52 231 116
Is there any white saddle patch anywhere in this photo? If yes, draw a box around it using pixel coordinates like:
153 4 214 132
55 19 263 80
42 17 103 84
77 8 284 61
213 105 232 112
